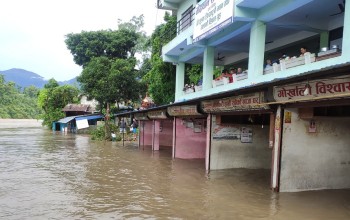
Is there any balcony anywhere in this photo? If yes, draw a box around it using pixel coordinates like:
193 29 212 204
177 48 345 102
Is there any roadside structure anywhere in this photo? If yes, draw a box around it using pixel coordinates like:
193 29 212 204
121 0 350 192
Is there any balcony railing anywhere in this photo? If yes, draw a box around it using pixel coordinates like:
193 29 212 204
160 6 196 44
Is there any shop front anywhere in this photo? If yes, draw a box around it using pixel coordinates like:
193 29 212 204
167 105 207 160
201 91 273 172
146 109 173 152
272 74 350 192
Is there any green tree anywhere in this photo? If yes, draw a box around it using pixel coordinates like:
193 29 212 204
65 29 138 67
38 80 80 127
78 57 144 110
142 12 177 105
23 85 40 98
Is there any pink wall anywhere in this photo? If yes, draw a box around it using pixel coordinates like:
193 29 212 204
175 118 207 159
139 120 152 147
139 119 173 150
159 120 173 147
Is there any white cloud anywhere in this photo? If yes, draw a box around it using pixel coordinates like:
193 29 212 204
0 0 166 81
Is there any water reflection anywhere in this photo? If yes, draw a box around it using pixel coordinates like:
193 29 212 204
0 121 349 219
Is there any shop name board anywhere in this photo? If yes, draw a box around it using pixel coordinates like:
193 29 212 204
273 75 350 102
167 105 202 116
201 92 268 113
147 110 168 119
193 0 233 42
134 113 148 120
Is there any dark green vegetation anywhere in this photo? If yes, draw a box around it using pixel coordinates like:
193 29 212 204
37 79 80 127
0 75 42 118
65 16 147 112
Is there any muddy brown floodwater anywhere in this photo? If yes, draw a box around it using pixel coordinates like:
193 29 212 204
0 119 349 219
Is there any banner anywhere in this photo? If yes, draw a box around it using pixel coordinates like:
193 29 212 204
76 119 89 129
273 75 350 102
201 92 268 113
193 0 234 42
167 105 202 116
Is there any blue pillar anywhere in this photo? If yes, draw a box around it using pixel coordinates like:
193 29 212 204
247 20 266 83
202 46 214 90
175 62 185 101
341 0 350 59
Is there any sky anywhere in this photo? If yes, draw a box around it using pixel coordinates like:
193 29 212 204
0 0 166 81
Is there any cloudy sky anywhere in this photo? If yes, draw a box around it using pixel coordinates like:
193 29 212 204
0 0 166 81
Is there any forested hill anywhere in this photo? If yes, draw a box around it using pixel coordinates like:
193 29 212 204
0 68 77 89
0 75 42 119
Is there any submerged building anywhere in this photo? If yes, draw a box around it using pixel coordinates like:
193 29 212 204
119 0 350 192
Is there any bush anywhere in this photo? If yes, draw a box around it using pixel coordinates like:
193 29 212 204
89 120 119 141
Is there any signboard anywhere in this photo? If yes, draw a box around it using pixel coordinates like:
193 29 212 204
76 119 89 130
212 124 240 140
193 0 234 42
273 75 350 102
147 110 168 119
201 92 268 113
167 105 202 117
240 127 253 143
134 112 148 120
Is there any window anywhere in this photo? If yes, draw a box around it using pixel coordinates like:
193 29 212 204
179 6 194 34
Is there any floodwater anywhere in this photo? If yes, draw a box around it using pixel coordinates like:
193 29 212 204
0 119 349 220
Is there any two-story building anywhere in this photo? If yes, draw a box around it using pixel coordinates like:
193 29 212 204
119 0 350 192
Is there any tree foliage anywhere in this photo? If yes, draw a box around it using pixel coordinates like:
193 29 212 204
65 29 138 67
142 12 177 105
78 57 145 110
65 16 147 111
37 79 80 127
0 75 42 119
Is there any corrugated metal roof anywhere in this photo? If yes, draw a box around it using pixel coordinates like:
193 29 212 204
62 104 95 112
76 114 103 121
57 116 76 124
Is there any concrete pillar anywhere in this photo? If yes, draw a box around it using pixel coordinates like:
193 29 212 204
205 114 212 171
202 46 214 90
271 106 282 191
153 120 160 151
320 31 329 48
175 62 185 101
247 20 266 83
341 0 350 58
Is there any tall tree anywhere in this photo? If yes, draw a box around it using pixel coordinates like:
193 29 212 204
65 29 138 67
142 12 177 105
78 57 144 110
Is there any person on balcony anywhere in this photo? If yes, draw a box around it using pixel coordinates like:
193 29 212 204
265 59 272 69
229 68 236 83
215 69 231 82
300 46 308 56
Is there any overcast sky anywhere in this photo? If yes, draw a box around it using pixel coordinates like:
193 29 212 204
0 0 166 81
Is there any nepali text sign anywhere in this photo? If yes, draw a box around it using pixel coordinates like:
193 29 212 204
212 124 240 140
201 92 268 113
147 110 168 119
167 105 202 117
273 75 350 102
193 0 234 42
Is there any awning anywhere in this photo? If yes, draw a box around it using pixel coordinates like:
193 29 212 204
57 116 76 124
75 114 103 121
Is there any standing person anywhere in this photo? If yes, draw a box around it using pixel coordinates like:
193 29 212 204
119 118 126 134
131 118 138 141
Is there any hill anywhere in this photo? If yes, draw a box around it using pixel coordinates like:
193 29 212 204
0 68 78 88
